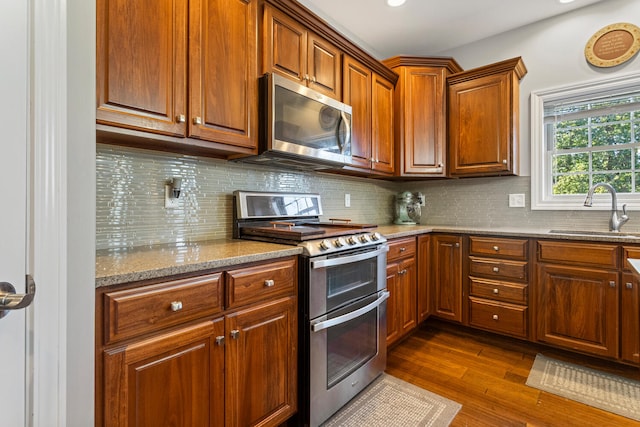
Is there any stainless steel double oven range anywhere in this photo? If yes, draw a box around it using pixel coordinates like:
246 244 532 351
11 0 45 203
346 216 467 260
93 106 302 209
234 191 389 427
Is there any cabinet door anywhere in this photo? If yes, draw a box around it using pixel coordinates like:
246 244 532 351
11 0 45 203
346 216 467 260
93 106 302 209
96 0 188 136
343 56 372 169
448 72 513 176
263 5 306 83
102 319 224 427
621 273 640 364
226 296 297 427
386 261 401 346
398 257 417 336
307 33 341 99
431 235 463 322
371 73 395 174
536 264 619 358
417 235 431 322
189 0 258 149
402 67 446 176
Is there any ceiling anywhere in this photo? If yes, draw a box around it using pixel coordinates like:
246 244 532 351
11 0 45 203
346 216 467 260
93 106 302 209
296 0 608 59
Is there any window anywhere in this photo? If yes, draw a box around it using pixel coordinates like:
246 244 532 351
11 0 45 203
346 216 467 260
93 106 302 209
531 73 640 210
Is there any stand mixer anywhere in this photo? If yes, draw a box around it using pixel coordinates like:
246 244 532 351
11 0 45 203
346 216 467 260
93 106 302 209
394 191 424 225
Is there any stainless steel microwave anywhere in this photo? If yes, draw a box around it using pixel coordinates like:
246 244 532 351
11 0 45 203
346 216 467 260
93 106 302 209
238 73 352 170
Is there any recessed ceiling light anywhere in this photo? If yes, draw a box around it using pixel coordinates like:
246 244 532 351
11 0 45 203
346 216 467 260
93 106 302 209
387 0 406 7
558 0 575 3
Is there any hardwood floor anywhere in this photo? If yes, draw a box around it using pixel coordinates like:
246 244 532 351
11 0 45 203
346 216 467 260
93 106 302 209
386 319 640 427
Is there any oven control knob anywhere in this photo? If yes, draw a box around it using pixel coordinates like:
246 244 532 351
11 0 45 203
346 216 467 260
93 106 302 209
347 236 357 245
359 234 370 243
319 239 331 250
334 237 346 247
370 232 381 241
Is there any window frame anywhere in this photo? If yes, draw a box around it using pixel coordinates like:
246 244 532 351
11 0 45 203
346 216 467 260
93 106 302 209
531 72 640 211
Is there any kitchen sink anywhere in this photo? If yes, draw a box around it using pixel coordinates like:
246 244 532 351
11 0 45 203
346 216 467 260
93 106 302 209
548 229 640 239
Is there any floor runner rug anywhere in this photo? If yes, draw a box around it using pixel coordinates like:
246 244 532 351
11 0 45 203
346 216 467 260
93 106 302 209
321 373 461 426
526 353 640 421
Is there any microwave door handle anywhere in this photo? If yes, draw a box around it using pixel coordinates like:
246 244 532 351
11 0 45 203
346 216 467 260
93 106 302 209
311 245 389 269
338 111 351 154
311 291 390 332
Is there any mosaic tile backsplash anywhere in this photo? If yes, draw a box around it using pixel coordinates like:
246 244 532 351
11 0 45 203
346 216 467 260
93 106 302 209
96 144 631 250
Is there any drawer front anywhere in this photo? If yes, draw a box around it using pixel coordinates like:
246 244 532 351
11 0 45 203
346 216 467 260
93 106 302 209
469 236 528 259
469 297 527 338
469 278 527 305
469 257 528 281
623 246 640 271
226 258 296 308
387 237 417 261
537 240 618 268
104 273 223 344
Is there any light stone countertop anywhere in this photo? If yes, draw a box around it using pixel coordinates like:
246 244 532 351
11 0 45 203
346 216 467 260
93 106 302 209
96 225 640 288
95 239 302 288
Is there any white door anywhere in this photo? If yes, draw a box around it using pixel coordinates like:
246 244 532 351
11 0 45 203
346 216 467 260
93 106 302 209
0 1 32 426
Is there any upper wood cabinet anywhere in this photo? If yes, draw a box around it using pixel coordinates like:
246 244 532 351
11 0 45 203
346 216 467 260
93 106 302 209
343 55 394 175
447 57 527 177
383 56 462 178
263 4 341 100
96 0 258 155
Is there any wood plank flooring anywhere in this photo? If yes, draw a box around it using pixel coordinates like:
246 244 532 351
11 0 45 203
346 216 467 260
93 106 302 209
385 319 640 427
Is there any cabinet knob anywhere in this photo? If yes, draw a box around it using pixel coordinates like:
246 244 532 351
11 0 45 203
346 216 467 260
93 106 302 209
492 288 499 294
176 114 186 123
626 282 634 289
399 247 406 252
502 159 507 164
493 246 499 252
492 314 499 321
311 76 316 83
264 279 275 287
609 281 616 288
170 301 183 312
454 243 460 248
215 336 225 346
492 267 500 273
304 74 310 81
230 329 240 339
193 116 202 125
399 269 407 275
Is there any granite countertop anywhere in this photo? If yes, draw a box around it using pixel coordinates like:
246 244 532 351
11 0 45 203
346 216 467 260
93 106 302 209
95 239 302 288
96 225 640 288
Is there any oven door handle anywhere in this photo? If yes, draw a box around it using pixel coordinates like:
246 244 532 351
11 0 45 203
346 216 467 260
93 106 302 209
311 290 390 333
311 245 389 269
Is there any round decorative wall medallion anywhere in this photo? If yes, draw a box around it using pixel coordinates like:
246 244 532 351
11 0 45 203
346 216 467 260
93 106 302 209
585 22 640 67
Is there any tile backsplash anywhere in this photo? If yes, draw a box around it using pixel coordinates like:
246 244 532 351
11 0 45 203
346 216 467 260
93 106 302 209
97 145 627 250
96 144 396 250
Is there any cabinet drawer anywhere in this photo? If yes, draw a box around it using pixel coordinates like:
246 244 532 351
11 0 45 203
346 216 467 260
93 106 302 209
387 237 417 260
104 273 223 344
469 278 527 305
469 236 527 259
469 297 527 338
469 257 527 281
226 258 296 308
537 240 618 268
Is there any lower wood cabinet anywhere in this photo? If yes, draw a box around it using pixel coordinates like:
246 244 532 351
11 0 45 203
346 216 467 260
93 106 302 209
535 241 619 359
430 234 463 323
386 237 417 346
96 257 298 427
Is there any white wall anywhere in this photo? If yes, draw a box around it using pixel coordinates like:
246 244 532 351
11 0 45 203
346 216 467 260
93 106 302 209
441 0 640 176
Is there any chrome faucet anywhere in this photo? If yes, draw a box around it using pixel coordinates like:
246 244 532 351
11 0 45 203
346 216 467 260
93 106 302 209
583 182 629 232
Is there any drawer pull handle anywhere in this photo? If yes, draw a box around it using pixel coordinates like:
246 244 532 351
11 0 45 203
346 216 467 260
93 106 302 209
492 288 499 294
170 301 183 312
492 267 499 273
626 282 634 289
215 336 225 346
493 246 499 251
492 314 499 321
264 279 275 287
399 247 406 252
230 329 240 339
398 269 407 275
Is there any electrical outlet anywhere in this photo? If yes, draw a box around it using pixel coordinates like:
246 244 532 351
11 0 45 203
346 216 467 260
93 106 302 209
345 193 351 208
508 193 525 208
